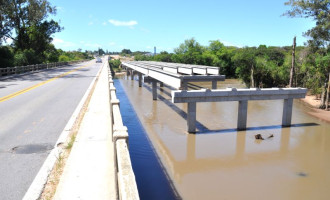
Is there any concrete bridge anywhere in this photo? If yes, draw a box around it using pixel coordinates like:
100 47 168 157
122 61 307 133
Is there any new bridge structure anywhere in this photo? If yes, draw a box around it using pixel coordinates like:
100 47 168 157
122 61 307 133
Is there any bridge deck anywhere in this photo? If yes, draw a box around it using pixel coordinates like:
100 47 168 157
122 61 224 90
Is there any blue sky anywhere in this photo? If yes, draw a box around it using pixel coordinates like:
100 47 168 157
49 0 315 52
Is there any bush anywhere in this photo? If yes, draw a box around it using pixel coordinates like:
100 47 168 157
58 55 70 62
0 46 14 68
13 49 40 66
109 59 121 71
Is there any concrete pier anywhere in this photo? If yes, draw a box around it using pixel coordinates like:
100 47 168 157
237 100 248 130
152 81 157 100
172 87 307 133
187 102 197 133
138 73 142 87
282 98 293 127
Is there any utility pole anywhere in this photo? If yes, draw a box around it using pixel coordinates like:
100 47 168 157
289 36 296 87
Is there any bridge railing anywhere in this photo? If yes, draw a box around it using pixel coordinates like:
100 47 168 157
106 60 139 200
0 60 88 77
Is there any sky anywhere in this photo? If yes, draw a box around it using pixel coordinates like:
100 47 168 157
48 0 315 53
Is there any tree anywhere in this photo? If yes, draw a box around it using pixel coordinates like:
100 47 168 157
0 0 61 64
232 47 257 87
98 48 105 55
284 0 330 109
121 49 132 55
172 38 205 64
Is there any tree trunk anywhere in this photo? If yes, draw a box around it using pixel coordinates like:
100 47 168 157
250 64 255 88
289 36 296 87
320 82 327 109
325 71 330 110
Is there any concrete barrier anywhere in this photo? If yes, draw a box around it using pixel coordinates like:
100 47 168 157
106 60 139 200
0 60 88 77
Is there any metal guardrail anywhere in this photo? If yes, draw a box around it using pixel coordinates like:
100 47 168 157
106 60 139 200
0 60 88 77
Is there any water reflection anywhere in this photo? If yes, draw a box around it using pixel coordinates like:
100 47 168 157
119 76 330 200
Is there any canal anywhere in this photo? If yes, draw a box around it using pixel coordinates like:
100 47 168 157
117 76 330 200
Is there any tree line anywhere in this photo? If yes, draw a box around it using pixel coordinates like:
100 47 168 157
0 0 92 68
135 0 329 110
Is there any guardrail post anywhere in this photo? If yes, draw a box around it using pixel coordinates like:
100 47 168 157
187 102 197 133
282 98 293 127
237 100 248 130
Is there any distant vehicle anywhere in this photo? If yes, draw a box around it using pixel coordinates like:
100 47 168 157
96 57 102 63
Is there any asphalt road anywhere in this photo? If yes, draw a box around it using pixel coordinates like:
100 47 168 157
0 60 102 200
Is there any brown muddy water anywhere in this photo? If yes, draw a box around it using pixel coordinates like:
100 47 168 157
118 76 330 200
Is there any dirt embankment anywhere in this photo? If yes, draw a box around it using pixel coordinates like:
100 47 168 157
301 95 330 123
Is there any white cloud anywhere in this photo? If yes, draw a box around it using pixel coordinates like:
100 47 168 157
102 22 107 26
52 38 75 47
109 42 116 46
108 19 138 27
88 21 94 26
221 40 242 48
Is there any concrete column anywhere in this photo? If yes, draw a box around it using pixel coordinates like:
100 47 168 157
237 100 248 130
126 69 130 78
182 82 188 90
159 82 164 87
282 98 293 127
138 73 142 87
212 80 217 89
152 81 157 100
130 70 134 80
187 102 197 133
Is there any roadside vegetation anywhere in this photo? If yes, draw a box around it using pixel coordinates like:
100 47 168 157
0 0 92 69
109 59 122 72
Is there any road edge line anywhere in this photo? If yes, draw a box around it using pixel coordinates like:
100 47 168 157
22 62 104 200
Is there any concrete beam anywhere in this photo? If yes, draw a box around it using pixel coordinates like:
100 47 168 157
172 88 307 103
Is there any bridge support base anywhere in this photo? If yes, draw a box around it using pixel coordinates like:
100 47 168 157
152 81 157 100
237 100 248 130
187 102 196 133
212 80 217 89
282 98 293 127
138 73 142 87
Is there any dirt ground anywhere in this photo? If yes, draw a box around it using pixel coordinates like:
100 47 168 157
301 95 330 123
109 55 134 62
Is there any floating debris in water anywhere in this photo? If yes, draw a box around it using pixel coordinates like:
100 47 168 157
255 134 275 140
297 172 308 177
255 134 264 140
